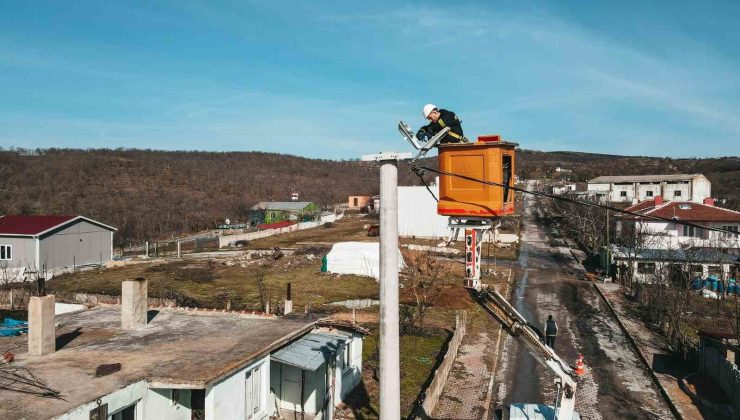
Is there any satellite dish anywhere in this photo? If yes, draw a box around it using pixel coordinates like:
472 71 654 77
225 219 231 225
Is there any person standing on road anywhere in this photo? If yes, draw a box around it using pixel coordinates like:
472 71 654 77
545 315 558 349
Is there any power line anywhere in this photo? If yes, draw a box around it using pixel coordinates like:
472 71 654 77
413 165 740 237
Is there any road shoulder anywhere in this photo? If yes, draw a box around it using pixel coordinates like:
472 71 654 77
594 283 704 420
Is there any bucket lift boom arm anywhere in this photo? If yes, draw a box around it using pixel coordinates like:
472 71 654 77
478 288 578 419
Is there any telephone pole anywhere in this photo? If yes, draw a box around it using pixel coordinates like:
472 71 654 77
361 151 411 419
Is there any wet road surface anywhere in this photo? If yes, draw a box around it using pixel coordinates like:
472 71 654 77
491 187 674 419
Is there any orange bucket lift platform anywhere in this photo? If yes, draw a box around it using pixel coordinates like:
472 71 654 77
398 123 518 290
437 135 517 218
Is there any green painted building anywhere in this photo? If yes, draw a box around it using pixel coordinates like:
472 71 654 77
249 201 320 224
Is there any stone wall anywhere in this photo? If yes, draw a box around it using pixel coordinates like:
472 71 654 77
414 311 467 418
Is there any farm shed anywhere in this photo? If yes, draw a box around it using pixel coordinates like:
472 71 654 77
0 215 116 278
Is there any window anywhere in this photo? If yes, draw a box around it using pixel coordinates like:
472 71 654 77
353 197 358 207
646 191 654 197
690 265 704 276
673 190 682 197
170 389 182 406
502 155 513 202
637 262 656 275
245 364 262 418
683 225 704 238
721 225 739 238
620 191 627 197
110 404 136 420
0 245 11 260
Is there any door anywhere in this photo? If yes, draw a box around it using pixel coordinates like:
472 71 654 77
280 365 303 412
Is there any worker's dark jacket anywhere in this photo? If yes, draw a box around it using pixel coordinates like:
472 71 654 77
546 319 558 337
420 109 465 144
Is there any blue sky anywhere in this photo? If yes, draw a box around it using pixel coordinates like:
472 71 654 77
1 1 739 159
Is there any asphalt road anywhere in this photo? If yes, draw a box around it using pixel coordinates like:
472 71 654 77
491 187 674 419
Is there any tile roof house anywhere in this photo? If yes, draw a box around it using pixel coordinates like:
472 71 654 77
617 197 740 250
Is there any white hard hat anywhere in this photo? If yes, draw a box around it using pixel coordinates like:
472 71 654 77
423 104 437 118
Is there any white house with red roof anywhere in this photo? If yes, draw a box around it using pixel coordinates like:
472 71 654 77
620 197 740 250
0 215 116 281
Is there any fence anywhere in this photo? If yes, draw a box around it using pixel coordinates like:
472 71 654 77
414 311 467 419
701 343 740 414
218 213 344 248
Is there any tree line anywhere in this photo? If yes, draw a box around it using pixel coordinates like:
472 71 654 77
1 147 737 247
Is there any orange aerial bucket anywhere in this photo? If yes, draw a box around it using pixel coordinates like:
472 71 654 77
437 135 517 218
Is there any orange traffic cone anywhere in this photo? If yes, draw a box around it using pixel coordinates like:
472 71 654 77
575 354 586 375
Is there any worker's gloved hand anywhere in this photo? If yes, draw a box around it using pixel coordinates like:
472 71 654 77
416 129 429 142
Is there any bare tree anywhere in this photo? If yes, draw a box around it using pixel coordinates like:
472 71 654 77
547 193 606 257
401 252 446 328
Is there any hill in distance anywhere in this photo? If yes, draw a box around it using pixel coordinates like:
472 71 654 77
0 147 737 246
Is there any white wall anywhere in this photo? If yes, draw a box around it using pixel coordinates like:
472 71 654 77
205 356 270 420
609 184 635 202
692 176 712 202
636 183 661 201
398 182 449 239
619 260 734 283
143 388 192 420
220 213 343 247
57 381 148 420
638 221 740 250
337 334 363 403
662 182 691 201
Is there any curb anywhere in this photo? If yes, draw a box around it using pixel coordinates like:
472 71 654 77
592 283 684 420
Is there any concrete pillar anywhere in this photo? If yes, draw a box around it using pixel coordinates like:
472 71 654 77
177 241 182 258
145 242 149 258
379 160 400 419
121 278 148 330
28 295 55 356
284 282 292 314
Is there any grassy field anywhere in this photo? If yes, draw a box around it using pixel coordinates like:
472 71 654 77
233 214 521 260
51 255 379 311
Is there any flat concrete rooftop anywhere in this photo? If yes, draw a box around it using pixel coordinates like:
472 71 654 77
0 306 316 419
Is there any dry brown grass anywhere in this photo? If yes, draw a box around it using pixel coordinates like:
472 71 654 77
50 253 379 311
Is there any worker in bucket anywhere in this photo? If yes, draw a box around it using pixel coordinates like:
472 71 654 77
417 104 467 144
545 315 558 349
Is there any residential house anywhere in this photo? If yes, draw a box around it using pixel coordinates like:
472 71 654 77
617 197 740 251
0 215 116 281
611 247 738 283
249 202 320 225
0 282 365 420
587 174 711 203
551 182 577 196
347 196 371 211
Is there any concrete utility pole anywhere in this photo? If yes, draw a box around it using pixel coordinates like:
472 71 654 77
361 151 411 419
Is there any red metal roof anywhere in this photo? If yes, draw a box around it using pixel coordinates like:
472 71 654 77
624 200 740 223
0 215 76 235
257 221 296 230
